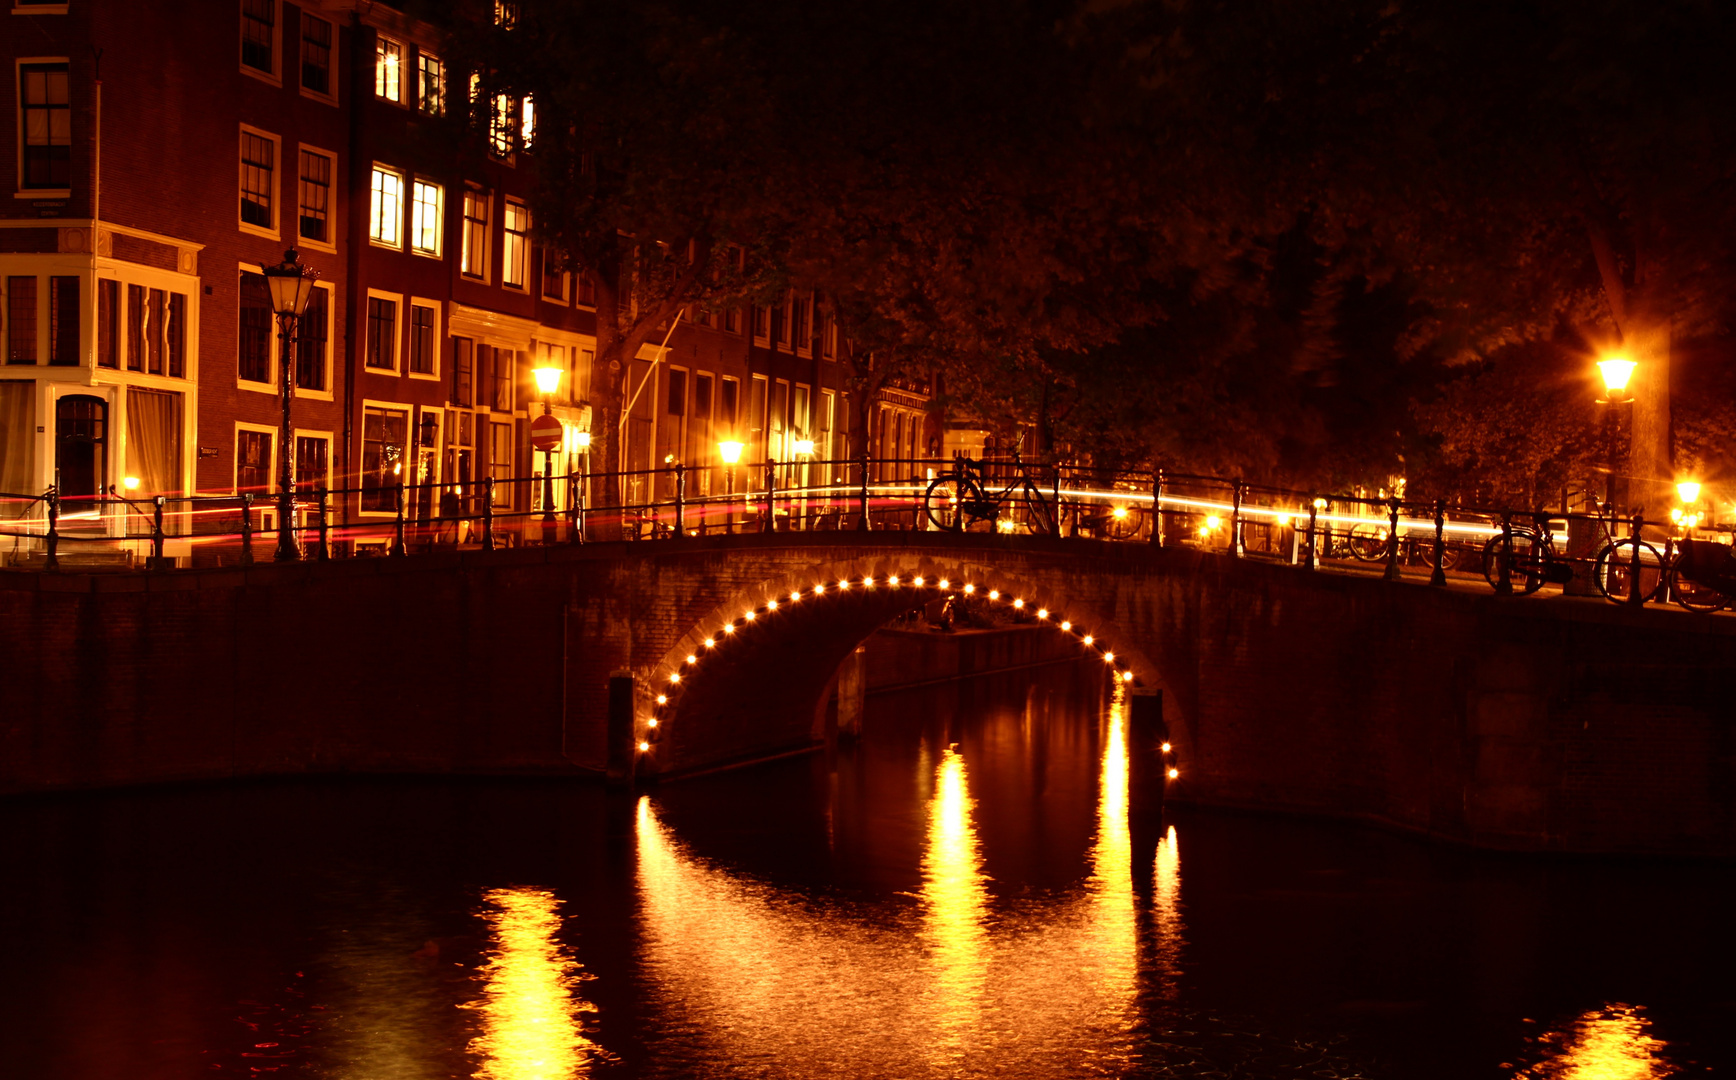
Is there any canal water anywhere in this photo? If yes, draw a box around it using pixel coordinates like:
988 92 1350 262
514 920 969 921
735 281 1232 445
1 662 1732 1079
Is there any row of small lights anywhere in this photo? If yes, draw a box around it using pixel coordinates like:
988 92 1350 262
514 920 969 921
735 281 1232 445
637 572 1141 754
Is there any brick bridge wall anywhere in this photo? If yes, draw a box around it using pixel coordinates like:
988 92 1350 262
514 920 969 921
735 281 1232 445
2 533 1734 856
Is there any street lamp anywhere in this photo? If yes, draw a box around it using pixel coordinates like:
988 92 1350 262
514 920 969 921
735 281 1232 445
532 364 562 533
719 440 744 533
1677 480 1702 506
261 249 319 561
1595 354 1637 513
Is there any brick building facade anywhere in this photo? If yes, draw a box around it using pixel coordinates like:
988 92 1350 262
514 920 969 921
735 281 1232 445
0 0 933 559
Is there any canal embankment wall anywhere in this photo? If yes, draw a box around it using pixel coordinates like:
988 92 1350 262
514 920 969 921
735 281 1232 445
0 533 1733 857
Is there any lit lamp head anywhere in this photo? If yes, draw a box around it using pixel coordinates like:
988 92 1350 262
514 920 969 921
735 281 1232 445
1677 480 1702 505
791 438 816 456
574 430 591 451
261 248 318 319
122 476 140 491
1597 356 1637 402
718 440 745 465
532 365 562 397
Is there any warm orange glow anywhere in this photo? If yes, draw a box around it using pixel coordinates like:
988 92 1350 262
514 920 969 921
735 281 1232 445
723 624 735 634
532 365 562 396
838 579 850 589
718 440 745 465
987 590 1000 600
922 746 990 1050
1036 608 1048 619
462 887 598 1080
814 583 825 594
996 519 1017 533
1012 598 1024 608
790 591 802 601
963 583 976 594
1111 505 1128 519
703 639 715 649
686 654 697 665
1677 480 1702 504
656 694 667 705
1121 670 1135 682
1060 621 1072 632
122 476 140 490
1160 742 1171 754
668 673 681 684
1102 651 1114 662
638 741 650 752
888 575 900 585
1525 1004 1673 1079
1082 634 1094 646
1167 768 1179 779
1312 497 1327 510
1598 357 1637 395
1204 515 1222 530
744 611 756 621
914 576 926 586
767 599 779 610
863 577 874 587
647 718 659 728
938 578 950 589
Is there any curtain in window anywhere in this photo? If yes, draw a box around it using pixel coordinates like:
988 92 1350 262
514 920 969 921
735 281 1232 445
0 381 35 516
125 387 182 502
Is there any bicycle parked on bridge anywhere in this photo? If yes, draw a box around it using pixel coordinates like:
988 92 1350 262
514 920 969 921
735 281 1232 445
924 438 1056 534
1480 506 1664 602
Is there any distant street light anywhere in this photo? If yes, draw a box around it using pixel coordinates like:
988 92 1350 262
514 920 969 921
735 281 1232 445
1677 480 1702 506
719 440 745 533
261 249 319 561
532 364 562 535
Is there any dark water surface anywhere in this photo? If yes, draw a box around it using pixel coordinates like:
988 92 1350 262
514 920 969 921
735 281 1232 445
2 664 1733 1079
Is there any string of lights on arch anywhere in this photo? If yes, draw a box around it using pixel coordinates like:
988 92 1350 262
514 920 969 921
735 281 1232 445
639 573 1139 754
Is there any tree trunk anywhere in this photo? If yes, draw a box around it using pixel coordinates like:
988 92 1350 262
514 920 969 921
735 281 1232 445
1624 314 1672 516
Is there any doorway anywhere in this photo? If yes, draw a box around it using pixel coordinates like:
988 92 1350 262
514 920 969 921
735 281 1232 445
55 394 107 513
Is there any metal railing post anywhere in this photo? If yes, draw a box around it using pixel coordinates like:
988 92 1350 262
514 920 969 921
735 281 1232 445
566 475 582 545
151 496 166 567
392 482 407 557
315 488 330 561
674 463 686 536
1383 498 1402 581
1627 513 1646 606
857 448 871 531
44 487 59 571
763 460 776 534
1305 498 1318 570
1429 499 1447 586
1150 470 1163 547
1229 480 1243 557
482 477 496 551
1496 512 1513 594
240 493 254 566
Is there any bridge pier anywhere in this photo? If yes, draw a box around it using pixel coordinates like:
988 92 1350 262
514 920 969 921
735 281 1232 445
836 646 868 739
606 670 637 788
1127 688 1168 892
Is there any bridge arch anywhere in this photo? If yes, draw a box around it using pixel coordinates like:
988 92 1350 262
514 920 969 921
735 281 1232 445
636 552 1163 776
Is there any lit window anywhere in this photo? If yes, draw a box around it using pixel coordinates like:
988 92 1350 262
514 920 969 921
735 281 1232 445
418 53 445 115
369 166 404 247
240 0 275 75
20 63 70 190
362 406 408 512
502 201 529 289
375 36 403 102
490 93 517 156
461 189 490 280
237 429 273 496
298 149 333 244
300 14 333 96
521 95 536 150
494 1 518 28
240 129 276 232
411 180 442 255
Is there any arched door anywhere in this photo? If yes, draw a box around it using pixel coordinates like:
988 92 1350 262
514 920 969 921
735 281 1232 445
55 394 107 508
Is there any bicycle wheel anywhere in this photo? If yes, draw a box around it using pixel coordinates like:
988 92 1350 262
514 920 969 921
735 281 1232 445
1346 523 1390 562
925 474 986 532
1668 559 1727 613
1100 503 1144 540
1020 484 1056 536
1481 530 1547 595
1592 539 1666 604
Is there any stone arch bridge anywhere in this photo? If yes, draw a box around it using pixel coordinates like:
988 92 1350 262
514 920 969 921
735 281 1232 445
3 533 1735 856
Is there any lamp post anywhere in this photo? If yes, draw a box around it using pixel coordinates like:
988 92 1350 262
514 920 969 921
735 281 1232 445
719 439 744 533
1596 356 1636 512
261 249 319 561
532 364 562 537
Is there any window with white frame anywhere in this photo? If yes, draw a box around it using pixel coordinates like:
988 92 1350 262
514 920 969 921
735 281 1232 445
490 93 517 156
296 285 330 391
418 53 445 115
300 13 333 97
502 201 529 289
461 189 490 280
375 35 403 102
410 179 442 256
408 301 438 376
239 128 278 234
369 165 404 247
298 148 334 245
295 433 330 493
19 62 71 190
362 405 409 511
236 427 274 496
541 247 567 302
238 270 273 383
365 294 399 371
240 0 276 77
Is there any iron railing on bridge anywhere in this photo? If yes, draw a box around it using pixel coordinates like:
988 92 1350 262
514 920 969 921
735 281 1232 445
0 454 1726 610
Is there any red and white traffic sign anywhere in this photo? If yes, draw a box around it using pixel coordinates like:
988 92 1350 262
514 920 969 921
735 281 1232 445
530 413 565 452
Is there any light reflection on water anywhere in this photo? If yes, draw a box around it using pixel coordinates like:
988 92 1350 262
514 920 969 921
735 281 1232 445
462 887 599 1080
630 687 1150 1077
1520 1005 1675 1080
